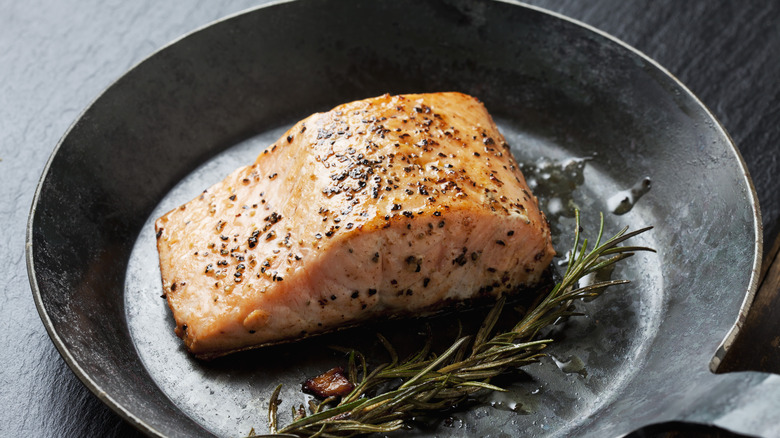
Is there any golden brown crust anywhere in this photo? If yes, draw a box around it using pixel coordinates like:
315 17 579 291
155 93 555 358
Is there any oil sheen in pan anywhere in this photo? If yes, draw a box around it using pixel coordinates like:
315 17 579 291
124 119 663 437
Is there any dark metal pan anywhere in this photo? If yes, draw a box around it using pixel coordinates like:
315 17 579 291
27 0 770 436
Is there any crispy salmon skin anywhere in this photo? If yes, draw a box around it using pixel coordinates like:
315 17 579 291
155 92 554 359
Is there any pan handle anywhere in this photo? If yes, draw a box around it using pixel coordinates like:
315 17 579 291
719 232 780 373
671 231 780 437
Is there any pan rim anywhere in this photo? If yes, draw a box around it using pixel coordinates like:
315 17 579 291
25 0 763 436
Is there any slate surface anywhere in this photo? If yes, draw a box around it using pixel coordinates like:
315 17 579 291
1 1 777 436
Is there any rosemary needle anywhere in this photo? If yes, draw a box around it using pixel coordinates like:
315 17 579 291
258 211 654 437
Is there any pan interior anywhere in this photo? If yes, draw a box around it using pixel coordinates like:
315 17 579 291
125 118 664 437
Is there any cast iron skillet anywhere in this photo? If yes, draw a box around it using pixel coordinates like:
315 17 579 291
27 0 763 436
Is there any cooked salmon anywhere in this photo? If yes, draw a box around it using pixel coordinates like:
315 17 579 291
155 92 554 359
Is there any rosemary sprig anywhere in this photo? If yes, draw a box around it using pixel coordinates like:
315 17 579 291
263 211 653 437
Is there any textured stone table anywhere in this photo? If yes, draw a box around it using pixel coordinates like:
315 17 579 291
1 1 778 436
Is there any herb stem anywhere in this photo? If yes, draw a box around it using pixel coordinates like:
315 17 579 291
262 211 654 437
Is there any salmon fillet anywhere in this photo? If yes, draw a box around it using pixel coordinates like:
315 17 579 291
155 92 554 359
